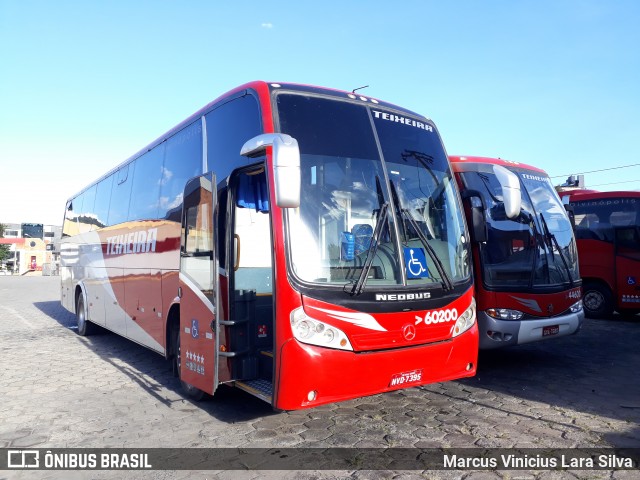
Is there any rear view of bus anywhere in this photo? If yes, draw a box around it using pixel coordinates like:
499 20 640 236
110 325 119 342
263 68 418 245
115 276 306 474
60 82 478 411
451 156 583 349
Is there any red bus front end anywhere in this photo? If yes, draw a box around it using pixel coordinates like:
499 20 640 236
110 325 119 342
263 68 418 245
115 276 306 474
451 156 584 349
263 85 478 409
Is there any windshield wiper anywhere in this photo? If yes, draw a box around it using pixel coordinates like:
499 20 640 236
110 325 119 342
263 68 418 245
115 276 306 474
399 207 454 291
349 202 390 296
539 212 575 287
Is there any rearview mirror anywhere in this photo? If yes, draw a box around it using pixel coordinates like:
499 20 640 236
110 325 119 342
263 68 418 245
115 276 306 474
460 190 488 243
240 133 301 208
493 165 521 219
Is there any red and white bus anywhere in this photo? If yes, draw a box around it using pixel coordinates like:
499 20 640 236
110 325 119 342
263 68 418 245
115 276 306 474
450 156 583 349
60 81 478 410
559 190 640 317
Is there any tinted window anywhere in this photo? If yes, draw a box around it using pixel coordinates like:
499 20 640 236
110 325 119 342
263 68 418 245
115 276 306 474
160 121 202 221
276 93 379 159
71 192 85 234
572 197 639 243
108 164 133 226
128 144 164 221
79 185 97 232
62 200 77 237
94 176 113 229
206 94 262 181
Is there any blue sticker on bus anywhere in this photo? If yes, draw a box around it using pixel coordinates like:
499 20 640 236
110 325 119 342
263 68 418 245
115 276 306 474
404 248 429 279
191 319 199 339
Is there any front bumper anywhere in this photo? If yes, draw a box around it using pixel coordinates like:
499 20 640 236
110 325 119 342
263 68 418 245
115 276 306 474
478 309 584 350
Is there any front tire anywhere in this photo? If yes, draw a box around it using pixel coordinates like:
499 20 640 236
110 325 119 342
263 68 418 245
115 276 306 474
582 282 614 318
173 326 205 401
76 293 96 336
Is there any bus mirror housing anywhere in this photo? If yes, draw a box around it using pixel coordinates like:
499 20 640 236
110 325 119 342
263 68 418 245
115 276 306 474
460 190 488 243
240 133 301 208
493 165 521 219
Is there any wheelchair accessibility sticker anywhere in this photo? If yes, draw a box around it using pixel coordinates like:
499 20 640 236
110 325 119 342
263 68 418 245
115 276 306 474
404 248 429 279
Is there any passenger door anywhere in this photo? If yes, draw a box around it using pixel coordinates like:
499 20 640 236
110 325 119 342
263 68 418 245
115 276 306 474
614 226 640 310
178 173 219 395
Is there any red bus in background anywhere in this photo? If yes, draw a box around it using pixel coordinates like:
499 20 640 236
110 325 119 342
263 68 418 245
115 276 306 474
450 156 584 349
60 81 478 410
559 190 640 317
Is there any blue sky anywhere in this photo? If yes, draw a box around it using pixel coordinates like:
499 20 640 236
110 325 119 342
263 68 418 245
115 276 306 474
1 0 639 226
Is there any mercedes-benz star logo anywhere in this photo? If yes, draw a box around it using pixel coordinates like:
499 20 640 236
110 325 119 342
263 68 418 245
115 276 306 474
402 324 416 341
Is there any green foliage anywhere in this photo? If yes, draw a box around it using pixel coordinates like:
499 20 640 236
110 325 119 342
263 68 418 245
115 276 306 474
0 223 10 264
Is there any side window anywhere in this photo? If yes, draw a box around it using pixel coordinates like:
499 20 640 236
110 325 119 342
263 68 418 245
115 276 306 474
62 198 79 237
181 175 215 296
108 164 133 226
128 145 164 221
610 209 636 227
72 192 85 234
94 176 113 229
205 94 262 181
572 202 614 242
79 185 97 232
160 121 202 221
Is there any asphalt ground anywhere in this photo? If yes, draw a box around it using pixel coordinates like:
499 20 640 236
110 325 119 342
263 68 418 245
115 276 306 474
0 276 639 479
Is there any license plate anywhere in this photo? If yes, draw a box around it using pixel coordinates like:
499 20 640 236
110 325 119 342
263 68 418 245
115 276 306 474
389 369 423 387
543 325 560 337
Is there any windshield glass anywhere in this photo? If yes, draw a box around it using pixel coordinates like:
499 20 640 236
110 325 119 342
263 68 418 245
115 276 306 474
276 92 471 288
460 166 580 289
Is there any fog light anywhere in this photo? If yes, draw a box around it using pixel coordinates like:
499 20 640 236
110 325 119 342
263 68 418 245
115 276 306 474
466 363 474 371
307 390 317 401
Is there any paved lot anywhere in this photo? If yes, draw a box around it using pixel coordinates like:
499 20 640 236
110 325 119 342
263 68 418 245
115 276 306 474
0 276 639 479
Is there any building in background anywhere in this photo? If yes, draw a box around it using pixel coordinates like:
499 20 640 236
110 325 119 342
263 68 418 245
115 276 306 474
0 223 61 275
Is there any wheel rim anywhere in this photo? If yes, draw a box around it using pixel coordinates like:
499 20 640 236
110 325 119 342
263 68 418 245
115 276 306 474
584 290 604 311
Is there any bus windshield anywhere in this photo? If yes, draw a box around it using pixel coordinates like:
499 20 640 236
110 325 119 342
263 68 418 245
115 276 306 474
276 93 470 289
461 166 579 289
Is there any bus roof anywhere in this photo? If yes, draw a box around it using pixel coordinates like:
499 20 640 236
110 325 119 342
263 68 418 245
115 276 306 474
66 81 425 202
559 190 640 201
449 155 548 175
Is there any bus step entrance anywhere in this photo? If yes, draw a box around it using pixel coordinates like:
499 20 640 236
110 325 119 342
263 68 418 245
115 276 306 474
235 378 273 403
259 350 273 379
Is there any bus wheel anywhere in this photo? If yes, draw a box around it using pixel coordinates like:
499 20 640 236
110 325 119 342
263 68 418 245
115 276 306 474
582 282 614 318
173 327 205 401
76 294 96 336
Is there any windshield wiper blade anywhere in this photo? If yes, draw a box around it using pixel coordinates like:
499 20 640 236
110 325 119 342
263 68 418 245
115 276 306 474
539 212 575 287
400 207 454 291
350 202 390 296
524 212 541 290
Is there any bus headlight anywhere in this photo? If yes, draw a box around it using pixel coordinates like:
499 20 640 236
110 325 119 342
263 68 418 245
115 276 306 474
452 299 476 337
486 308 524 320
569 300 583 313
290 307 353 351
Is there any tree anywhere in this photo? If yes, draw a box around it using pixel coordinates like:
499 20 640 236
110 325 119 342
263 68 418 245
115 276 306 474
0 223 11 265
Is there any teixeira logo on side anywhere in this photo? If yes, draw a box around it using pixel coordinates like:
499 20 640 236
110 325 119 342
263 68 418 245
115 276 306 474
105 228 158 255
